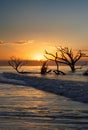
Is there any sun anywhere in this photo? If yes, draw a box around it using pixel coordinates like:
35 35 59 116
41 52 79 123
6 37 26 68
35 54 45 61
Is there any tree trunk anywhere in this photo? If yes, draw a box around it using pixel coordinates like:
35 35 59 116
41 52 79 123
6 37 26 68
70 65 75 72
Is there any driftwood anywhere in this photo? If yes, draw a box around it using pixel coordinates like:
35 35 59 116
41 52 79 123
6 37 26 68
53 70 66 75
8 56 26 73
41 61 52 75
83 69 88 76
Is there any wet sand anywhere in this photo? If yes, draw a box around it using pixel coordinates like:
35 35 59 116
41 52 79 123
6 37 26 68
0 83 88 130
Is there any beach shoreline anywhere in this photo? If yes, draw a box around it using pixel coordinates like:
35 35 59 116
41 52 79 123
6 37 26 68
0 72 88 129
0 72 88 104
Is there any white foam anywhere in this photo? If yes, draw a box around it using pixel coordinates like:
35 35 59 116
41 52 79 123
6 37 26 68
0 72 88 103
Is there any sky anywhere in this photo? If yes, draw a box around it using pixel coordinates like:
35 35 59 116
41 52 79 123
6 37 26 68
0 0 88 60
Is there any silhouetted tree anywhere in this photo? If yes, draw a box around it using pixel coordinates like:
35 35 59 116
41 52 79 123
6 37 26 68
8 56 26 73
41 60 51 74
45 51 65 75
45 47 87 72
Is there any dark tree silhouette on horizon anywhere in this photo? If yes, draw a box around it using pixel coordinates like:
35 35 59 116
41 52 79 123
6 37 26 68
41 60 51 74
8 56 26 73
45 51 65 75
45 47 87 72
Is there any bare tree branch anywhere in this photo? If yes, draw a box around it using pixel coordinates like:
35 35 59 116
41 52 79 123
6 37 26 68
45 47 88 72
8 56 26 73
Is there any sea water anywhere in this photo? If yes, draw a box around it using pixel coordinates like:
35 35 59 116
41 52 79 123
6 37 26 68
0 66 88 130
0 65 87 82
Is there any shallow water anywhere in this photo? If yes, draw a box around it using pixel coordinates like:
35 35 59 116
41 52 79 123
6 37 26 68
0 66 88 82
23 66 88 82
0 66 88 129
0 83 88 130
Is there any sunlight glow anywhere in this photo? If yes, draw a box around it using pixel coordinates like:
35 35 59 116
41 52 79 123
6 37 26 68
35 54 45 61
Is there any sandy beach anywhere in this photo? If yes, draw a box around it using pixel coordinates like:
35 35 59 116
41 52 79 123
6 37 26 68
0 82 88 130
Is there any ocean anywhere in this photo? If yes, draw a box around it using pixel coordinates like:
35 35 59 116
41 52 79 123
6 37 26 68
0 66 88 130
0 65 88 81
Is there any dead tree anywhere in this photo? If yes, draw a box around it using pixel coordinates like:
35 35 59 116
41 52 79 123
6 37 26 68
41 60 51 75
45 51 65 75
45 47 87 72
8 56 26 73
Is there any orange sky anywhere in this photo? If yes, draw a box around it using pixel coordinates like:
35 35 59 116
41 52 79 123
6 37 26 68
0 0 88 60
0 40 57 60
0 40 88 61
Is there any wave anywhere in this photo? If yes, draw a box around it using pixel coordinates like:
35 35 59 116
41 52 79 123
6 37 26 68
0 72 88 104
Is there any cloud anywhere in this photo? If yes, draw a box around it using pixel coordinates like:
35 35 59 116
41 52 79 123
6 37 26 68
14 40 34 44
0 40 34 45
